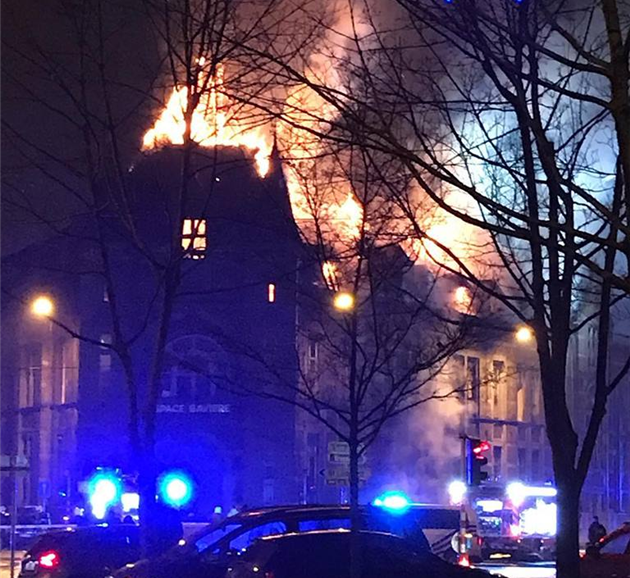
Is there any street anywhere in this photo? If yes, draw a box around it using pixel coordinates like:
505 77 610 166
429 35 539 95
0 551 25 578
476 563 556 578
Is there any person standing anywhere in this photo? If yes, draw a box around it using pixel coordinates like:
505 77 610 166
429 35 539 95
588 516 607 545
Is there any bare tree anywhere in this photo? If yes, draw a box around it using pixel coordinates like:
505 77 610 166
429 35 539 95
176 124 499 576
2 0 318 551
240 1 630 576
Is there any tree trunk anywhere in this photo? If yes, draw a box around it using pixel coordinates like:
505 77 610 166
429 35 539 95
349 430 361 578
137 443 158 556
348 307 361 578
555 480 581 578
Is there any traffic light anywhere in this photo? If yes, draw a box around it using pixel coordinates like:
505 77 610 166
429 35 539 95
465 438 490 486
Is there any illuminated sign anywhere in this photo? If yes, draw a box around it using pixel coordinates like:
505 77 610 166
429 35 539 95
157 404 231 414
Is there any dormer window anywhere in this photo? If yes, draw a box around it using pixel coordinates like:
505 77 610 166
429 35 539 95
182 219 207 259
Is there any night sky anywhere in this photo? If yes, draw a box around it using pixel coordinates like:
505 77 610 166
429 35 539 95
2 0 160 254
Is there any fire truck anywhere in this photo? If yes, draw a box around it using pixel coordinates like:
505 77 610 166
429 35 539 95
451 481 557 562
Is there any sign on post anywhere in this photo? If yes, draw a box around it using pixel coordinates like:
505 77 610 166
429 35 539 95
0 455 29 472
324 442 370 486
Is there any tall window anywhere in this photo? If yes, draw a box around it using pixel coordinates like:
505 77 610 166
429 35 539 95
181 219 207 259
452 355 480 403
307 341 319 371
452 355 465 398
492 360 505 419
60 340 79 403
466 356 480 402
161 366 218 400
531 449 540 480
493 446 503 479
22 344 42 407
518 448 527 479
99 334 112 372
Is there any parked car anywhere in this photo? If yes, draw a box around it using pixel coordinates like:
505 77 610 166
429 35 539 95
115 506 430 578
224 530 499 578
581 523 630 578
114 504 453 578
19 525 141 578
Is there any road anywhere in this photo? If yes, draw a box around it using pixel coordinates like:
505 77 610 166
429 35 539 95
476 562 556 578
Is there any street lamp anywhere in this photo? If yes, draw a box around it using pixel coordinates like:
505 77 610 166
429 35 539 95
515 325 534 343
333 291 355 312
30 295 55 318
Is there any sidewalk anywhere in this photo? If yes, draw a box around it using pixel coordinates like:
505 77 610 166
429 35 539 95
0 550 25 578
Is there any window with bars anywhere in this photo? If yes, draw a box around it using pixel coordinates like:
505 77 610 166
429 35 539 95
181 219 207 259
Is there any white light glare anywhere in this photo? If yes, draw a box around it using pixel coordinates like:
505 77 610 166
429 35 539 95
507 482 557 506
166 479 188 502
88 474 121 520
477 499 504 513
506 482 527 507
121 492 140 512
448 481 467 505
521 500 557 536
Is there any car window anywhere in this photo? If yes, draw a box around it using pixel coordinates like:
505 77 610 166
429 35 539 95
600 532 630 555
299 519 351 531
228 522 287 553
195 523 241 553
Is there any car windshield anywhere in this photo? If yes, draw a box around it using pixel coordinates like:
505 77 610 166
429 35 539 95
194 523 242 553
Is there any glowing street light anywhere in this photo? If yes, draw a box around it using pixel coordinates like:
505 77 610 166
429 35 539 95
30 295 55 318
515 325 534 343
333 291 355 312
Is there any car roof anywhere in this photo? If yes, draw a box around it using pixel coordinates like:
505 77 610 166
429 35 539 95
33 525 138 543
259 529 405 543
227 503 453 522
600 524 630 543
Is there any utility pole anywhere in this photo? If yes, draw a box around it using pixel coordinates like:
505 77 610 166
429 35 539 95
1 455 29 578
459 436 468 566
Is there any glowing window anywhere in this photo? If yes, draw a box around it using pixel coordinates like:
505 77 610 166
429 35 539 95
322 261 340 291
453 286 473 314
268 283 276 303
182 219 207 259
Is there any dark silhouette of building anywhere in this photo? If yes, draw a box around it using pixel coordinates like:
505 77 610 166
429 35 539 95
1 144 304 516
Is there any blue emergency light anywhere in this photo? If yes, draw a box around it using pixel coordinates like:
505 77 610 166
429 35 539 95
158 471 193 508
87 471 122 519
372 491 411 513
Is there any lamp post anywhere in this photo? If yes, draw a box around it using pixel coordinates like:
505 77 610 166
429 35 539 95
9 294 55 578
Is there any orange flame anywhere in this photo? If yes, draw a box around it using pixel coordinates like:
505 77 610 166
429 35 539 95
142 65 272 177
278 79 363 243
